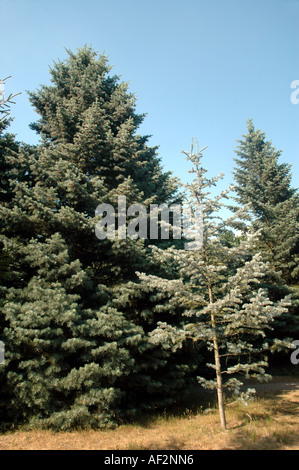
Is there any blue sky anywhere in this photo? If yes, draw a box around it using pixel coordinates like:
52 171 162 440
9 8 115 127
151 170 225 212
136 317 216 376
1 0 299 193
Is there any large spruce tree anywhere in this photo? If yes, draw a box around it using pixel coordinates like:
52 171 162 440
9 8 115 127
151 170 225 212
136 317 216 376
233 120 299 283
0 47 194 430
233 120 299 339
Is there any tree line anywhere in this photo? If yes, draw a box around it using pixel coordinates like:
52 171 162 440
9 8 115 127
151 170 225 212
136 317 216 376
0 47 298 430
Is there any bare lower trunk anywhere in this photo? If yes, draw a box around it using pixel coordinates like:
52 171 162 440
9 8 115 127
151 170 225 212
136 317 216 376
211 315 226 430
208 284 226 430
199 183 227 430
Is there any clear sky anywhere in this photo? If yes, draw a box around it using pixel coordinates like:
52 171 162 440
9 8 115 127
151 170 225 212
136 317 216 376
1 0 299 193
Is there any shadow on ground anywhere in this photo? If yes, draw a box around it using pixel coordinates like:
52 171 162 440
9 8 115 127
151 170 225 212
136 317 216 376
225 385 299 450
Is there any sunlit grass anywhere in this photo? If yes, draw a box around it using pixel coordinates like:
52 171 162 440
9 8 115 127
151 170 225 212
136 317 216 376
1 378 298 450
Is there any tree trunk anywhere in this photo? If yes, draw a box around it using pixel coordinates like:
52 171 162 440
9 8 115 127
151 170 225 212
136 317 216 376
208 283 226 430
211 312 226 430
197 169 227 430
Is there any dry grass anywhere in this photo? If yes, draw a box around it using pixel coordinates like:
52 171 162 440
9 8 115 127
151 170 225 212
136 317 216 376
1 377 299 450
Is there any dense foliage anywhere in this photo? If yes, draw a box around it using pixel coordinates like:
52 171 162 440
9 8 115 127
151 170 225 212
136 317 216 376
0 47 195 430
0 49 297 430
233 120 299 341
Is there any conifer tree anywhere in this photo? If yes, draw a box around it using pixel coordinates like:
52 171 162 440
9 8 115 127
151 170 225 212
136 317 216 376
233 120 299 339
0 78 20 282
233 119 299 285
138 140 292 429
0 76 21 123
0 47 192 429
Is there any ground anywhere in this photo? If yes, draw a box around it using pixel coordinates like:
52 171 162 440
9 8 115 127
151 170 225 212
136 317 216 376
0 376 298 450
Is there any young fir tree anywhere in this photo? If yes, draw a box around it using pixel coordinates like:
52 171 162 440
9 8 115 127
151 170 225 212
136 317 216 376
233 120 299 339
0 47 194 429
0 76 21 124
138 140 292 429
